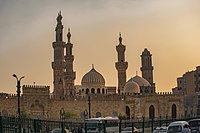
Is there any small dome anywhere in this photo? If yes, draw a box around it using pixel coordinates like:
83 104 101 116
81 67 105 86
128 75 151 87
124 80 140 93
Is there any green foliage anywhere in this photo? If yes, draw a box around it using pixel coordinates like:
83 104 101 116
63 112 78 119
118 114 127 120
20 111 30 119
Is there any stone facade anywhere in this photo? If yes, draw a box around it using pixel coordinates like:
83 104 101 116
173 66 200 117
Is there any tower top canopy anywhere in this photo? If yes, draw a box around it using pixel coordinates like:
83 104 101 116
56 11 62 24
67 28 71 43
119 32 122 44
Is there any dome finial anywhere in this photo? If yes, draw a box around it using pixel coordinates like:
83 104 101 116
119 32 122 44
136 71 138 76
92 64 94 69
67 28 71 43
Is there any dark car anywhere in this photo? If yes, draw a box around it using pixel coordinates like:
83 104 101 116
188 119 200 133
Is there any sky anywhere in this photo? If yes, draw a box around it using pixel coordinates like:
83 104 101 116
0 0 200 94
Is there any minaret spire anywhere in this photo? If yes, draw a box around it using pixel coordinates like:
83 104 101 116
67 28 71 43
115 33 128 94
55 11 63 42
52 11 65 98
64 28 76 96
119 32 122 44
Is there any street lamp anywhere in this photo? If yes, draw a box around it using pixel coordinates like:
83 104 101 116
12 74 25 117
88 94 91 118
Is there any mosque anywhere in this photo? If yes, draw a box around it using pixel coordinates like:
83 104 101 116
0 12 184 120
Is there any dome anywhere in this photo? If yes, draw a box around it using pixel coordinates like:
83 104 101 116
128 75 151 87
124 80 140 93
81 67 105 86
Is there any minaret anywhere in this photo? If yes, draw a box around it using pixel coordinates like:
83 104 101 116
52 11 65 98
115 33 128 94
64 28 76 96
140 48 155 87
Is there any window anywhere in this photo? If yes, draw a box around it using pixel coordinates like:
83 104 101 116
149 105 155 119
91 88 95 94
86 88 89 94
126 106 130 119
97 88 100 94
102 88 105 94
172 104 177 119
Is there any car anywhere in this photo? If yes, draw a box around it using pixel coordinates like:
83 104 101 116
121 127 141 133
188 119 200 133
49 128 71 133
167 121 190 133
153 126 167 133
105 126 119 133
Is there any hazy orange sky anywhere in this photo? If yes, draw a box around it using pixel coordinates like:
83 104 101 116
0 0 200 93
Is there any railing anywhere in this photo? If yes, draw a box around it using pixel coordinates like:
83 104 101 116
0 116 200 133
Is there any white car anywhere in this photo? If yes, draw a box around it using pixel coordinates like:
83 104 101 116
153 126 167 133
49 128 71 133
167 121 190 133
121 127 141 133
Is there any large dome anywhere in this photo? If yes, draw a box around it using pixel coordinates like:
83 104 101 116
127 75 151 87
81 67 105 86
124 80 140 94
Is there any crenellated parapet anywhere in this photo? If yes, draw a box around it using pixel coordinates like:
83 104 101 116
22 85 50 95
0 93 18 99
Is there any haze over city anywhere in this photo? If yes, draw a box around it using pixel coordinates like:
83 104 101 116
0 0 200 93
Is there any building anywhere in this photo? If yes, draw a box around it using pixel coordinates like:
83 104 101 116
173 66 200 117
0 12 185 120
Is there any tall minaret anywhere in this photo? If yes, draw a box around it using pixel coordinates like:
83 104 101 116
64 28 76 96
52 11 65 98
115 33 128 94
140 48 155 87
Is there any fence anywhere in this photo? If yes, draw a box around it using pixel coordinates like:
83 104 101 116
0 116 198 133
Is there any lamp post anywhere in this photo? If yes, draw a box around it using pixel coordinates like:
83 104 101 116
88 95 91 118
60 108 65 133
12 74 24 117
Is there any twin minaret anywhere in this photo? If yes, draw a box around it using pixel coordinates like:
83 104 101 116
115 34 155 93
52 12 154 97
52 12 76 98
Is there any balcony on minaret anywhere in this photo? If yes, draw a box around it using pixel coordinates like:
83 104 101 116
115 62 128 71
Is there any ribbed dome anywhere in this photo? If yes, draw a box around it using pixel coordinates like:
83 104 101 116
128 75 151 87
124 80 140 93
81 67 105 86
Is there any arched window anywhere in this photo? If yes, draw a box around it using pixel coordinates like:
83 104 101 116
96 112 101 118
172 104 177 119
149 105 155 119
97 88 100 94
86 88 89 94
91 88 95 94
126 106 130 119
102 88 105 94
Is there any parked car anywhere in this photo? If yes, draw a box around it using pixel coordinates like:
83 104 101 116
188 119 200 133
121 127 141 133
153 126 167 133
49 128 71 133
167 121 190 133
105 126 119 133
